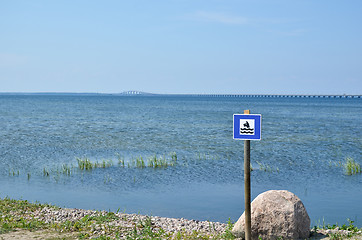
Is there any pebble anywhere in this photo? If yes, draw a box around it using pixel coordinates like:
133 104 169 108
24 206 228 235
11 205 362 239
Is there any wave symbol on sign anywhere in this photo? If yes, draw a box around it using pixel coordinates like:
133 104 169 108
240 121 254 135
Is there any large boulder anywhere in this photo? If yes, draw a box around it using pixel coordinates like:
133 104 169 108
232 190 310 240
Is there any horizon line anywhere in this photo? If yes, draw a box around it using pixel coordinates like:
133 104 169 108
0 91 361 97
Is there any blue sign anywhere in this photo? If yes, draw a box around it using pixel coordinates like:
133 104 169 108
233 114 262 140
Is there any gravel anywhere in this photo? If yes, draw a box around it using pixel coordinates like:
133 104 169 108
29 206 227 235
8 205 362 239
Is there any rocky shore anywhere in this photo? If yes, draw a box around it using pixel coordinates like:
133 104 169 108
0 198 230 239
33 206 228 235
1 198 362 239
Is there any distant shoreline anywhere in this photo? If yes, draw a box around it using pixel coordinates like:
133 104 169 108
0 92 361 98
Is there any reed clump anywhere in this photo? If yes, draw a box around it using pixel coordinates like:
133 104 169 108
256 161 272 172
344 157 361 175
77 157 94 171
148 153 177 168
76 158 113 171
16 153 177 181
117 154 125 167
61 164 72 176
147 155 168 168
8 169 20 176
136 156 146 168
171 152 177 162
43 168 50 177
96 159 113 168
119 152 178 169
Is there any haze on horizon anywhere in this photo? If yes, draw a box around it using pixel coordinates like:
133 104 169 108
1 1 361 95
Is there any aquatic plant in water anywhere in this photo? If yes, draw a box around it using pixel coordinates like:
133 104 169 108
61 164 72 176
344 157 361 175
196 152 220 161
76 157 113 171
15 153 177 181
121 153 177 169
256 161 273 172
171 152 177 161
116 154 125 167
43 168 50 177
77 157 94 171
8 169 20 176
147 155 167 168
96 159 113 168
147 154 176 168
136 156 146 168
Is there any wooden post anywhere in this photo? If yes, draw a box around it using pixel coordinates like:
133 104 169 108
244 109 251 240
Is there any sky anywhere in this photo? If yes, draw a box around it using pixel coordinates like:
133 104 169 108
1 0 361 95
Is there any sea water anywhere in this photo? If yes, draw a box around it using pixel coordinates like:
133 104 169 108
0 94 361 226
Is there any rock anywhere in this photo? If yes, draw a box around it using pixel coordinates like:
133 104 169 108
232 190 310 240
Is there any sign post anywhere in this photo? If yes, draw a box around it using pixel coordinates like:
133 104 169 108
233 110 261 240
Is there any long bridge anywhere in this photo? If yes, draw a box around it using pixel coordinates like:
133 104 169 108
2 92 360 98
184 94 361 98
118 91 361 98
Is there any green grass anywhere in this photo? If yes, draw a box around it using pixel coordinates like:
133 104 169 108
344 157 361 175
0 197 56 234
313 218 362 239
6 197 361 240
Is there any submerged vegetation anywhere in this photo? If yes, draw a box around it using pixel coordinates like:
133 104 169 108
76 152 178 172
255 161 279 173
77 157 95 171
7 153 360 184
344 157 361 175
8 169 19 176
197 152 220 161
120 152 178 169
7 152 179 181
43 168 50 177
77 157 113 171
147 154 177 168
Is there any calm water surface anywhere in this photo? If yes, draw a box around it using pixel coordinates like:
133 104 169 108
0 95 361 226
